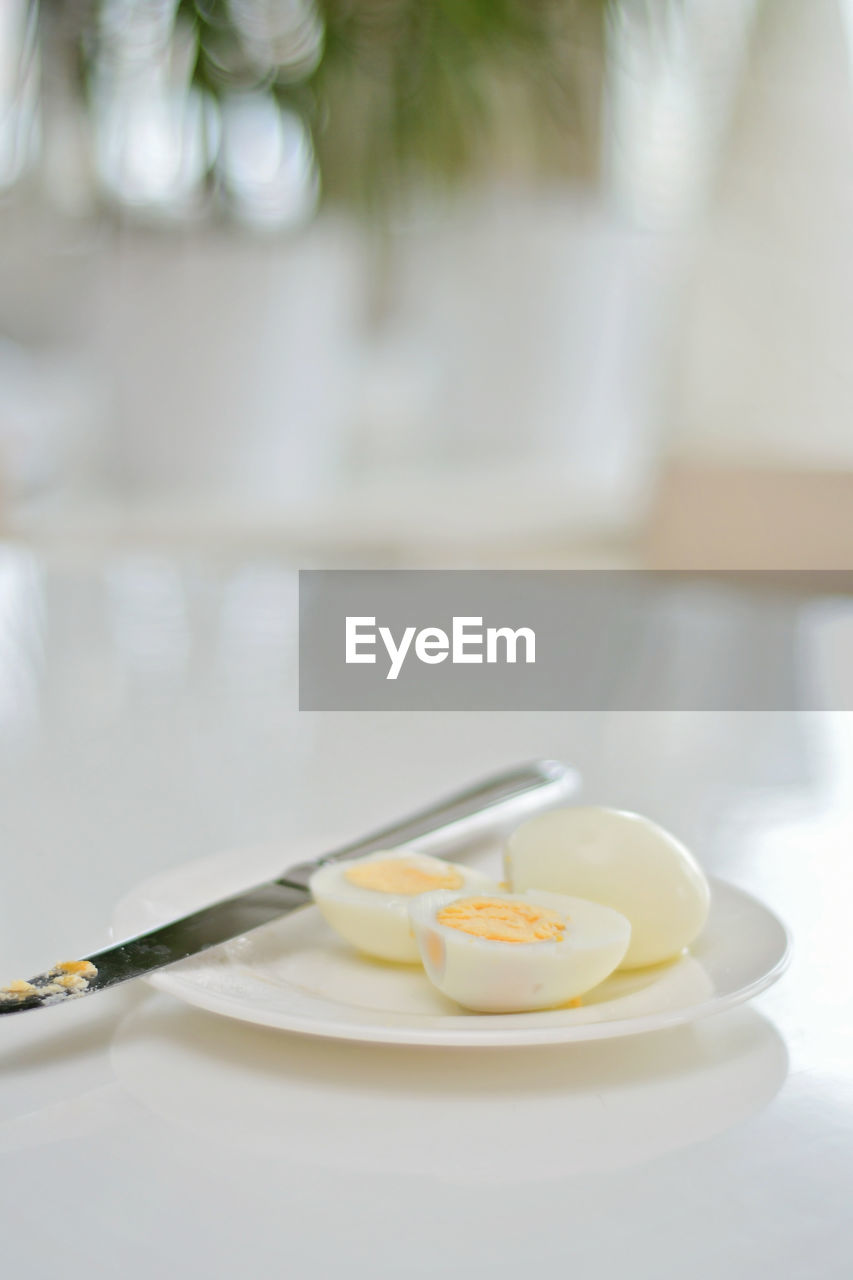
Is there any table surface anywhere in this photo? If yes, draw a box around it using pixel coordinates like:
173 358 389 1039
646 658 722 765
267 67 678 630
0 548 851 1279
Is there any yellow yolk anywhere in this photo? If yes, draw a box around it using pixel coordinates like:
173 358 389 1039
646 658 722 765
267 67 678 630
436 897 567 943
344 859 464 896
2 980 37 995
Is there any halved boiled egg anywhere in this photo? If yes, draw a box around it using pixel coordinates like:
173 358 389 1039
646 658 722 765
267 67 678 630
408 889 631 1012
505 807 711 969
309 849 496 963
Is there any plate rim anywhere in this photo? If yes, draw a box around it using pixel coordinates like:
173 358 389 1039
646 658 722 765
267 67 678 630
127 875 792 1047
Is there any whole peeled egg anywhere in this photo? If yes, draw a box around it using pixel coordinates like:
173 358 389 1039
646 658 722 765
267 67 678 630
505 807 710 969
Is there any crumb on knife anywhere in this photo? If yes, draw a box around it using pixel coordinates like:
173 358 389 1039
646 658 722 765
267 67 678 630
0 960 98 1005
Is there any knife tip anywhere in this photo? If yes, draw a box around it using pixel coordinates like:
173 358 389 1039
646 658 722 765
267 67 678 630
0 960 99 1015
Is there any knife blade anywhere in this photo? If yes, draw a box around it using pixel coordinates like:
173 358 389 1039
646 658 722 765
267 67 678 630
0 760 575 1015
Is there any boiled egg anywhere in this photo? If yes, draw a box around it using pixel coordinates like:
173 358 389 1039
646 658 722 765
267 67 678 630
409 888 631 1012
505 807 710 969
309 849 496 963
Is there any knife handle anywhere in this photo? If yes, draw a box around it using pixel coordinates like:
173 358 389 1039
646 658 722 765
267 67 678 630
280 759 578 890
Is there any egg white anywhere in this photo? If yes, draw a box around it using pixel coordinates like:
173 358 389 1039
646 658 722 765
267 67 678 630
409 888 631 1012
505 806 711 969
309 849 496 963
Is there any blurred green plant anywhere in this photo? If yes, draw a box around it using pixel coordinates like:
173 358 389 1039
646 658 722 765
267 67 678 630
181 0 605 215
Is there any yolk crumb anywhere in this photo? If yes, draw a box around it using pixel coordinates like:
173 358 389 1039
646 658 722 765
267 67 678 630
2 979 37 995
56 961 97 977
437 897 567 943
345 858 464 896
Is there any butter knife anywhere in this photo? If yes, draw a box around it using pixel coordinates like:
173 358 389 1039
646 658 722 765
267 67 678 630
0 760 576 1015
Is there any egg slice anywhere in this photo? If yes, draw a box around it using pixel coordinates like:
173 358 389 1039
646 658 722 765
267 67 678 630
408 888 631 1012
505 807 711 969
309 849 496 963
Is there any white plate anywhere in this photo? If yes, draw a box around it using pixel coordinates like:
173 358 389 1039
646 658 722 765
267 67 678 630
112 845 791 1047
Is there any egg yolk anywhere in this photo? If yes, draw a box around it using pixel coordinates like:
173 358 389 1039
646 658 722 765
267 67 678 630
436 897 567 943
55 961 97 977
344 858 464 896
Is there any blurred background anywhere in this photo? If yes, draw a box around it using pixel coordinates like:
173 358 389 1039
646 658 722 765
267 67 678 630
1 0 850 568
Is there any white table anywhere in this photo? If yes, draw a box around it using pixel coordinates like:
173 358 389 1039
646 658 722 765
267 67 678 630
0 548 850 1278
